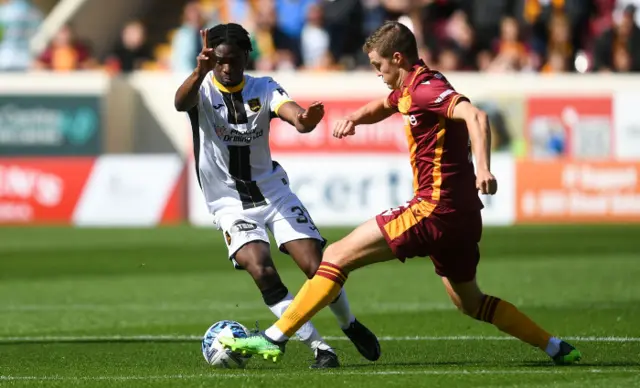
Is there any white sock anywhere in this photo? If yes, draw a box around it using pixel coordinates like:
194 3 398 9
311 341 334 356
267 292 294 319
264 325 289 342
545 336 562 357
267 292 333 352
329 289 356 330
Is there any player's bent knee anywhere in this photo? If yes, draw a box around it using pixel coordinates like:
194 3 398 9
301 260 319 279
443 277 484 317
447 296 465 313
238 252 280 287
446 293 473 316
459 295 484 318
283 239 324 279
294 249 322 279
322 243 350 269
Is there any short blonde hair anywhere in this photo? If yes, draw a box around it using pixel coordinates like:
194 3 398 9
363 21 418 62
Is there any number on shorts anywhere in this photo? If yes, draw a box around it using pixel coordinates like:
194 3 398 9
291 206 317 231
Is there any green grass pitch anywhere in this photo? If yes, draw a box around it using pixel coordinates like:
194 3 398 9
1 225 639 387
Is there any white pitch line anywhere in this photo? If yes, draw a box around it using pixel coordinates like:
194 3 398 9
0 302 457 314
1 301 632 313
0 335 639 343
326 335 640 343
0 303 267 312
1 369 639 381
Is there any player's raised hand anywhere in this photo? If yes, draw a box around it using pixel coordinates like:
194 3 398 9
298 101 324 129
476 169 498 195
196 29 215 76
333 119 356 139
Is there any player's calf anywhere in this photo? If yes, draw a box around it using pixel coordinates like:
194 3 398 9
287 240 379 361
236 241 338 361
471 294 582 364
263 282 335 351
444 278 581 365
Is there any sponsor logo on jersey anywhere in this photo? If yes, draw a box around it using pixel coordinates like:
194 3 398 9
230 220 258 233
247 98 261 112
403 114 418 127
435 89 454 104
215 125 264 143
223 129 264 143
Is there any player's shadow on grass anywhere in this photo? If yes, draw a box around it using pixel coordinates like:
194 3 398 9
338 361 484 369
522 361 640 368
334 359 640 369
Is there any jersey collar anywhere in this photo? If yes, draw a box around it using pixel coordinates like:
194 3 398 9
402 59 427 88
213 75 246 93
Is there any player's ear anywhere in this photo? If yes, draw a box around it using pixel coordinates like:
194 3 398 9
391 52 402 66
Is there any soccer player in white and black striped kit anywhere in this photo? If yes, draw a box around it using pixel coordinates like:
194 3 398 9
174 23 380 368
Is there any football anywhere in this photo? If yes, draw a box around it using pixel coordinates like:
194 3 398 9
201 320 252 369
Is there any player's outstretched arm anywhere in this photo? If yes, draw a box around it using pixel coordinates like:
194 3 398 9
333 98 396 139
346 98 396 126
452 101 498 195
277 101 324 133
174 29 214 112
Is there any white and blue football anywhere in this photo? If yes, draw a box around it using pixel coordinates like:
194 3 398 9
201 320 252 369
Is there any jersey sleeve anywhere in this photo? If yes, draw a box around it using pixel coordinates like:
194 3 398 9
412 73 469 118
386 89 402 111
267 78 294 117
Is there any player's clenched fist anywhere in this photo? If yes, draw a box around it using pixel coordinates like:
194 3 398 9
476 169 498 195
297 101 324 129
333 119 356 139
196 29 215 76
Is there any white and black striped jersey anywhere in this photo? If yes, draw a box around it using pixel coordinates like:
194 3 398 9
188 74 294 214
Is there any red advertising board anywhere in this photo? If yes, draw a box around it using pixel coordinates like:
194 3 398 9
526 96 613 159
269 99 408 154
0 158 95 223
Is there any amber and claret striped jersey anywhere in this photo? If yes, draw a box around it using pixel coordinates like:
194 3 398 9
387 60 484 213
188 74 294 214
